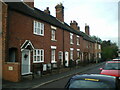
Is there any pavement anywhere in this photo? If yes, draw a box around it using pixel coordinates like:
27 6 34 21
2 62 105 89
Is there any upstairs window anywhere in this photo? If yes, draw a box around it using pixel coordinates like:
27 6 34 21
98 44 101 49
70 33 74 44
76 35 80 45
33 21 44 36
51 30 56 41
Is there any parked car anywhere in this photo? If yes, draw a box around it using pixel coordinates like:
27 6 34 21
65 74 119 89
113 57 120 61
100 61 120 78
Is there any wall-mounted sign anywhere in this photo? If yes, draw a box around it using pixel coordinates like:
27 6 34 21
8 66 14 71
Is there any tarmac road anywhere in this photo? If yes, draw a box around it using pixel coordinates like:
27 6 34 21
31 63 103 88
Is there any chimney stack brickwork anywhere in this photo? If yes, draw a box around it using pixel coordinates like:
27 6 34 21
85 25 90 35
55 3 64 22
70 20 80 31
23 0 34 8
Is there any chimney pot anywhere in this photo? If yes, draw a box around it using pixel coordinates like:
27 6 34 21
70 20 80 31
44 7 50 14
47 7 49 10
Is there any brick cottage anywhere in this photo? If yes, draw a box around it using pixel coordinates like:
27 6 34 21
2 1 101 82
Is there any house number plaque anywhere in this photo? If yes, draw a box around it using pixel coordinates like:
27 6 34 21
8 66 14 71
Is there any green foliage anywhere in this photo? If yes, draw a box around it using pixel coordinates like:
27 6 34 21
101 40 118 60
91 35 102 43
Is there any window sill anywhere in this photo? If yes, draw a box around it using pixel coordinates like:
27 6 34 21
33 61 44 63
51 61 57 63
70 43 74 45
33 33 44 36
51 39 57 42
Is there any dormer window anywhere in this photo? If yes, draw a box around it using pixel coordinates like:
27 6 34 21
33 20 44 36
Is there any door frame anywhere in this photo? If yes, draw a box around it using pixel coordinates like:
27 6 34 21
21 49 31 75
65 51 69 67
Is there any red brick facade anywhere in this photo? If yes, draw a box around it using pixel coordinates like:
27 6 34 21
2 1 101 82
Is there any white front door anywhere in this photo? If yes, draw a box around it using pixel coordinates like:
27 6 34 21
21 50 31 75
65 52 69 67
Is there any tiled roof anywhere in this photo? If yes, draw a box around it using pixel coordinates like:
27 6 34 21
6 2 95 43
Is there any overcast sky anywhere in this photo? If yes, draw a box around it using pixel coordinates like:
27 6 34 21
34 0 119 45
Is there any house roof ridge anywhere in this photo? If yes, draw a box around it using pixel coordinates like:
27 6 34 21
5 1 95 43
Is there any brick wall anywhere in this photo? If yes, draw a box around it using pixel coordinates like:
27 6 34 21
3 63 21 82
2 2 8 63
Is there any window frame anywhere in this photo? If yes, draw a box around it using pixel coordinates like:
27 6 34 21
58 51 63 60
70 48 74 60
76 35 80 45
70 33 74 44
51 49 56 63
33 49 44 63
51 29 56 41
33 21 44 36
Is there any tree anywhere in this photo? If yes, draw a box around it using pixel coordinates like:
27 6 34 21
91 35 102 43
101 40 118 60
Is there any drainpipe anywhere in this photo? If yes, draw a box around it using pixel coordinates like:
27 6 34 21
63 29 65 67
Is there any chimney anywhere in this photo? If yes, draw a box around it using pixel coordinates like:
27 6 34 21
70 20 80 31
55 3 64 22
44 7 50 15
85 24 90 35
23 0 34 8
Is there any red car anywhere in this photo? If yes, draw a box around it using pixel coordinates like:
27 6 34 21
100 61 120 78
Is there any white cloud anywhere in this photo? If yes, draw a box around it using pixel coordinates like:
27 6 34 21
34 0 118 45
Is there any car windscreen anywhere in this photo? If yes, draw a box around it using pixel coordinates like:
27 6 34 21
68 80 115 89
104 63 120 70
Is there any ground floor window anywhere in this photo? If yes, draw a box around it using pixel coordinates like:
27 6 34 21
58 51 63 65
98 53 101 58
8 48 17 62
77 51 80 58
33 49 44 63
70 49 74 60
51 49 56 63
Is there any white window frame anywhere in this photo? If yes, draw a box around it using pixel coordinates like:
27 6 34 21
51 49 56 63
33 49 44 63
33 20 44 36
76 35 80 45
99 53 101 58
70 48 74 60
70 33 74 44
95 43 97 49
77 51 80 58
98 44 101 49
77 49 80 58
58 51 63 60
51 29 56 41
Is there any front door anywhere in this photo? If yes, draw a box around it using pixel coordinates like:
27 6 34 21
65 52 69 67
21 50 31 75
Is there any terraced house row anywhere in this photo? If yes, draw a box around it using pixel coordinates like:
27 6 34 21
2 1 101 82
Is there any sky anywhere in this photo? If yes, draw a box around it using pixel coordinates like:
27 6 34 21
34 0 119 46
